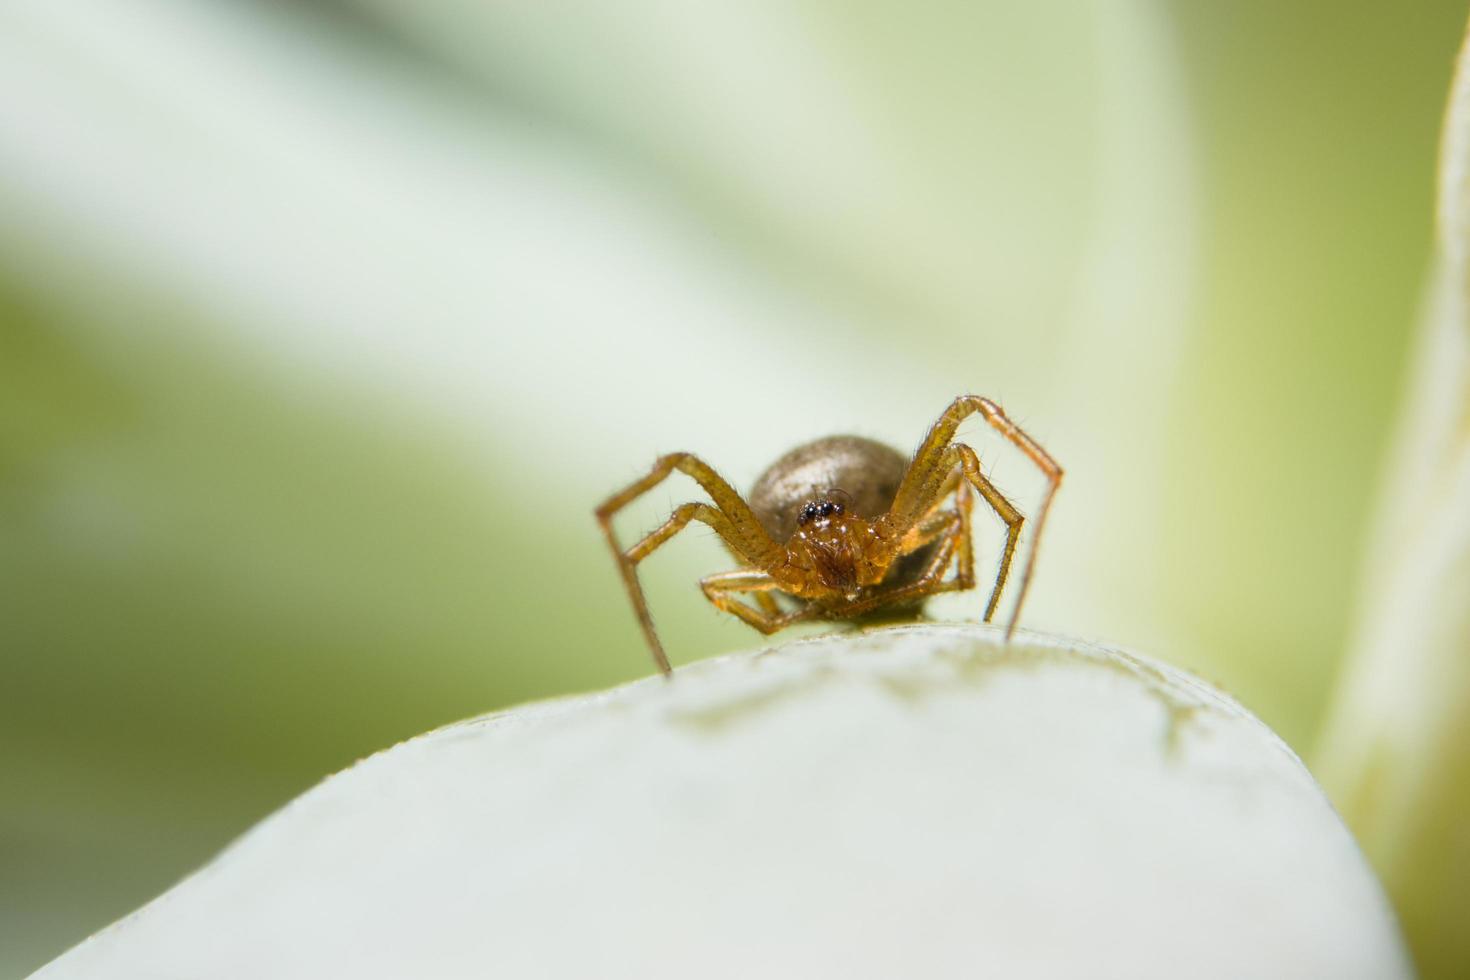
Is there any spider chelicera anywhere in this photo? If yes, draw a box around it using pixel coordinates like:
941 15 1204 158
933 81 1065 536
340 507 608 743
596 395 1063 675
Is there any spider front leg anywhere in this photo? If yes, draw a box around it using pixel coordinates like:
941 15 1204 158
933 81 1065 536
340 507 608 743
596 454 783 675
891 396 1062 638
899 465 976 594
882 443 1021 624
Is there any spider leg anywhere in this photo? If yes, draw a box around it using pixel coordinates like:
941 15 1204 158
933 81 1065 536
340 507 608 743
752 591 784 618
611 501 768 675
887 443 1019 622
898 468 972 583
596 454 783 675
952 444 1022 623
710 536 785 619
949 470 976 592
890 396 1063 638
700 569 816 634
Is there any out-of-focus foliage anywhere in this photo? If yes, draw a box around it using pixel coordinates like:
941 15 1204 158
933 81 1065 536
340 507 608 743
1315 18 1470 979
0 0 1466 976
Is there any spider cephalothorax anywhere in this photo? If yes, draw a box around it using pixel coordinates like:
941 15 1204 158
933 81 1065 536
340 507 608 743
597 396 1062 674
780 505 889 600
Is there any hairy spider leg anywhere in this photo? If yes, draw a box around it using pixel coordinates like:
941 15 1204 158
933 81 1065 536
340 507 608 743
941 467 976 593
699 569 818 634
884 442 1022 625
889 396 1062 639
952 444 1024 623
596 453 783 675
610 500 764 674
899 463 973 584
709 538 786 620
751 591 784 618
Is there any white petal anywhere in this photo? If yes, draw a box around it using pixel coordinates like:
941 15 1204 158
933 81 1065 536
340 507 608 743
35 627 1409 980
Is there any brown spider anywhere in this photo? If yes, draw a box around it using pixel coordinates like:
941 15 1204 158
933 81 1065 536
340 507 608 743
596 395 1062 675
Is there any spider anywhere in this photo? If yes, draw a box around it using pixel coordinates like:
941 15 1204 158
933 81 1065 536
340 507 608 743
596 395 1062 675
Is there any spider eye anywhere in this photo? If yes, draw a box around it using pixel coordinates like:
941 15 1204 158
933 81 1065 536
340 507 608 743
798 502 818 525
819 501 835 517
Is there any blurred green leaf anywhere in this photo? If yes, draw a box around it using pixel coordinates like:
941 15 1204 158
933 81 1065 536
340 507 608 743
1314 14 1470 980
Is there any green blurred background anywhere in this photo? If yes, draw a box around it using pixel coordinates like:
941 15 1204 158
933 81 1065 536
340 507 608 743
2 0 1466 975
